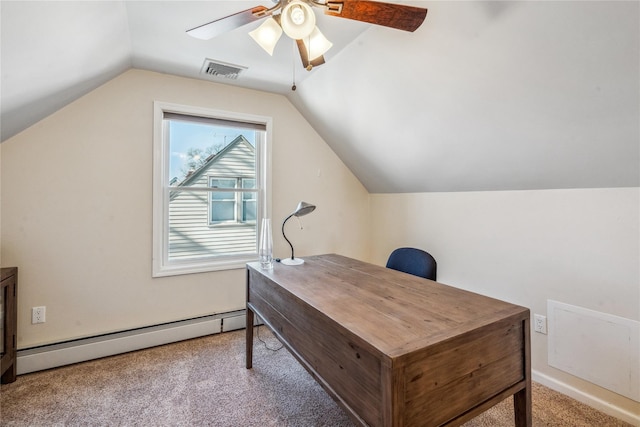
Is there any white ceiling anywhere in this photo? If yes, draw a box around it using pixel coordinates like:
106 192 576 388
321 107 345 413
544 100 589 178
2 1 638 193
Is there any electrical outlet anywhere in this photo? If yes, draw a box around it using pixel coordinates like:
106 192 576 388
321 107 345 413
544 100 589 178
534 314 547 334
32 306 46 324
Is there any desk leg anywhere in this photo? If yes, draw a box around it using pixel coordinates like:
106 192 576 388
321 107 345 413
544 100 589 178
246 307 254 369
514 385 531 427
1 361 16 384
515 317 532 427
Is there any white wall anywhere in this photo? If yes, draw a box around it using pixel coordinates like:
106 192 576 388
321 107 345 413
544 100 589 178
370 188 640 421
0 69 370 349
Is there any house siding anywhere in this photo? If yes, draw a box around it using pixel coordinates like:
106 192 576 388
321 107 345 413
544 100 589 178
168 139 256 260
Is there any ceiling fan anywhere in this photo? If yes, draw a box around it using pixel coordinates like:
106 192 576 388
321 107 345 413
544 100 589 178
187 0 427 73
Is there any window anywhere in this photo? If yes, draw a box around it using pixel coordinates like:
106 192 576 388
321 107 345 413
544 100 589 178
153 102 271 277
209 177 256 224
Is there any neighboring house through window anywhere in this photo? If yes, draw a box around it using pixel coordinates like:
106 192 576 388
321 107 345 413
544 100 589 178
153 102 271 277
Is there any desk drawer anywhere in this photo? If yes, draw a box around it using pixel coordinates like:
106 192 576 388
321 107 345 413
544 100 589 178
402 319 525 426
249 269 384 426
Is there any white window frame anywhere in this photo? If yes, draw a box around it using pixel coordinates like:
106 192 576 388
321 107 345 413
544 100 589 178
152 101 271 277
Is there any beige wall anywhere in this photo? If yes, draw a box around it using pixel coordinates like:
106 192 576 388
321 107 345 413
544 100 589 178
370 187 640 420
0 69 370 348
2 67 638 421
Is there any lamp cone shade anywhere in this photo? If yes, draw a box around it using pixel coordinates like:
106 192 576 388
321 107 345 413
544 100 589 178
249 17 283 55
292 201 316 217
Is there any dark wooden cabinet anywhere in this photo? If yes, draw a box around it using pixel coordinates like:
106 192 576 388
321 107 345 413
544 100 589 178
1 267 17 384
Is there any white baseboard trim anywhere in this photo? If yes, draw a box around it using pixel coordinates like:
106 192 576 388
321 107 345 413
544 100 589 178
17 311 250 375
532 370 640 426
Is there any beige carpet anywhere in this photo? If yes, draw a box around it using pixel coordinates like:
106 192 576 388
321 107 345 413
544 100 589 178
0 329 633 426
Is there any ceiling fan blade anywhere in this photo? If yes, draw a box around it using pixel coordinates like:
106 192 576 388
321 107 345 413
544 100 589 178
325 1 427 32
187 6 269 40
296 39 326 71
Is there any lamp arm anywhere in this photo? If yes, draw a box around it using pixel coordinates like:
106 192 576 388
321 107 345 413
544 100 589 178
281 213 296 260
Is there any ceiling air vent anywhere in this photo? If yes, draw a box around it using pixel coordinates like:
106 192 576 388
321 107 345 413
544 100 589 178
201 59 247 80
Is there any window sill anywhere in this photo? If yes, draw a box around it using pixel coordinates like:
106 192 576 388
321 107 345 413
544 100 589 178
208 222 257 228
152 255 256 277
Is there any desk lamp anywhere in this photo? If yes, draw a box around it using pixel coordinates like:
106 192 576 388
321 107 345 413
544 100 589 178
281 201 316 265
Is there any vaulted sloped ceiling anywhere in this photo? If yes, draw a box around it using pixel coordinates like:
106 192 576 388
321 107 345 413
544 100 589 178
1 1 132 142
291 1 639 192
2 1 638 193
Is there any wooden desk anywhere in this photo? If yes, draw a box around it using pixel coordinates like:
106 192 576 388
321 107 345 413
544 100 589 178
246 254 531 427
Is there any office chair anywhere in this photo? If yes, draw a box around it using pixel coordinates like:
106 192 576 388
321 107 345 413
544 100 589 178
386 247 437 281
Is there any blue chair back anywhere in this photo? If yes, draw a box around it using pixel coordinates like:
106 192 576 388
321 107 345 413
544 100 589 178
386 247 437 281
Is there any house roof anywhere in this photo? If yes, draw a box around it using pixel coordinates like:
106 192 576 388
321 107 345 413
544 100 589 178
174 135 254 188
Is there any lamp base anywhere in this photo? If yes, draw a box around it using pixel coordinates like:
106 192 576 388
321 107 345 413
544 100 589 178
281 257 304 266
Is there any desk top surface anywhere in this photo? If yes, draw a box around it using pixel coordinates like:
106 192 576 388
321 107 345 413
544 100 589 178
248 254 528 357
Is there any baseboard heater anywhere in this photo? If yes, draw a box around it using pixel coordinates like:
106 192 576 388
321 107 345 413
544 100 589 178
17 309 254 375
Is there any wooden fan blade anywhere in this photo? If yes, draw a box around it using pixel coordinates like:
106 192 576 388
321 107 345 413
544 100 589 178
296 39 326 71
325 1 427 32
187 6 269 40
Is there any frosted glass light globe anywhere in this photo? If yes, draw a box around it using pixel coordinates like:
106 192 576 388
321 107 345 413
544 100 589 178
280 1 316 40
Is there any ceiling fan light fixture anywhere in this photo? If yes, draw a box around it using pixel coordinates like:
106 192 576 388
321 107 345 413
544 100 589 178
303 26 333 61
249 17 283 55
280 1 316 39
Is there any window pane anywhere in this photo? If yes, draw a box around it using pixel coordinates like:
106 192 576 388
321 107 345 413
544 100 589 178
241 178 256 190
212 192 234 201
168 121 256 187
241 178 257 222
211 178 237 190
243 197 257 222
211 200 235 222
168 189 256 260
